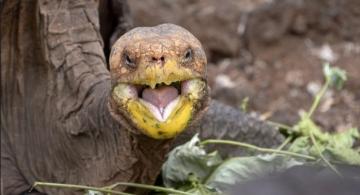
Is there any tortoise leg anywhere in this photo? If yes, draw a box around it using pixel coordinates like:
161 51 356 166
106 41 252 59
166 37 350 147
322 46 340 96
1 132 36 195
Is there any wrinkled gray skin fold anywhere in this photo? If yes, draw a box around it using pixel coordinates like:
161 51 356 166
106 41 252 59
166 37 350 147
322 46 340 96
0 0 283 194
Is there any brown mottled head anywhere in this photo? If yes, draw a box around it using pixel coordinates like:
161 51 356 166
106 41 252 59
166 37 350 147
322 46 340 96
109 23 209 139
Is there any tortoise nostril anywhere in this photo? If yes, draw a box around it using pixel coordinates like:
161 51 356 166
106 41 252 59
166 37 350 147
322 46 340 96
151 56 165 62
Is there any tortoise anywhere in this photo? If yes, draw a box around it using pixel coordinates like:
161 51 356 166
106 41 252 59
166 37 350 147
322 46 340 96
1 0 283 194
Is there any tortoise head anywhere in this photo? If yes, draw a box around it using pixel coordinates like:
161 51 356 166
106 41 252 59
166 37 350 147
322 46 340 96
109 23 209 139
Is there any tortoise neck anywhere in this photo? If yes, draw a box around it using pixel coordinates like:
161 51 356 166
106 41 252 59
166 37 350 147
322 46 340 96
97 88 173 187
127 133 173 187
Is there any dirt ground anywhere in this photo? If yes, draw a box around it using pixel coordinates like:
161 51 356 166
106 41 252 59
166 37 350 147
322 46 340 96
128 0 360 132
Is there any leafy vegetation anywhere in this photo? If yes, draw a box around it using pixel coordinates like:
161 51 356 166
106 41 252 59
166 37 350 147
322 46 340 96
33 64 359 194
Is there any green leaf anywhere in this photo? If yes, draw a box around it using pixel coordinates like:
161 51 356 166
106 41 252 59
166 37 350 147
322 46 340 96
290 122 360 165
293 115 330 142
205 155 303 192
288 136 311 156
184 185 219 195
162 134 223 189
325 128 360 165
323 63 347 89
324 147 360 165
329 128 359 148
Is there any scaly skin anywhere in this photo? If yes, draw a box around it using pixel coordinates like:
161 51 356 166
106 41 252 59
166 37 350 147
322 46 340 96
109 24 210 139
1 1 282 194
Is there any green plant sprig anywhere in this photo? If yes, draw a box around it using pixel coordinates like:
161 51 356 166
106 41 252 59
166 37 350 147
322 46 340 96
309 131 342 177
32 182 133 195
308 63 346 118
33 181 193 195
103 182 193 195
200 139 316 160
303 63 347 176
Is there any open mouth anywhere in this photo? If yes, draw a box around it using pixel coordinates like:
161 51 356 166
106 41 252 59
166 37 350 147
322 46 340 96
116 79 197 122
112 77 206 139
138 81 182 122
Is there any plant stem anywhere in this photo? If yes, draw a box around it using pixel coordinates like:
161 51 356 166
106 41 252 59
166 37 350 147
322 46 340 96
32 182 133 195
305 70 342 177
309 131 342 177
307 79 330 119
200 139 316 160
108 182 192 195
276 136 292 150
267 121 292 130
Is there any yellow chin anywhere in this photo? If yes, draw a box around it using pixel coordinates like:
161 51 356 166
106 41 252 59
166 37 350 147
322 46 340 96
127 96 193 139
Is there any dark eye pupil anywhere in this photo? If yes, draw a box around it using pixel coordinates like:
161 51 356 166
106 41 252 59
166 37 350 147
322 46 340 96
185 49 192 59
125 55 132 64
124 54 136 68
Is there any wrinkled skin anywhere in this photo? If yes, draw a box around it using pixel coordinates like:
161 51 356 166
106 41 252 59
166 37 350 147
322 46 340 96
1 0 283 194
109 24 209 139
110 24 208 139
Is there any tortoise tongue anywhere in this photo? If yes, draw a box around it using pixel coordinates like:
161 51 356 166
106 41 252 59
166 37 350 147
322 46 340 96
142 86 179 113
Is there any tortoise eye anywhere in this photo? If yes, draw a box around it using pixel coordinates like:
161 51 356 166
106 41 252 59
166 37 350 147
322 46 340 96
184 48 193 61
123 53 136 69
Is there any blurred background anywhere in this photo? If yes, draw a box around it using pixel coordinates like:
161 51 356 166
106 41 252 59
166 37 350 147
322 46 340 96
127 0 360 131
